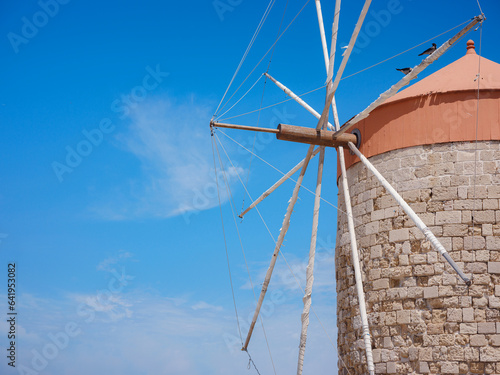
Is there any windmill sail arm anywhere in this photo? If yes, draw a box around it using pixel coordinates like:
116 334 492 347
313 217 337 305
335 14 485 137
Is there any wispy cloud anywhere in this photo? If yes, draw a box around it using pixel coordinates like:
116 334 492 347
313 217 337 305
97 251 134 272
191 301 223 311
91 95 244 221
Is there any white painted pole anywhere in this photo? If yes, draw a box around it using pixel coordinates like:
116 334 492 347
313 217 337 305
265 73 334 131
297 146 325 375
242 144 316 351
296 4 332 373
314 0 330 71
268 53 377 374
336 135 376 375
317 0 372 130
322 1 375 370
335 14 484 137
239 147 321 218
326 0 341 84
347 142 471 285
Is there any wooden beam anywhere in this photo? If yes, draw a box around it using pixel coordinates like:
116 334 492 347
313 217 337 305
211 122 357 148
277 124 356 147
211 122 278 134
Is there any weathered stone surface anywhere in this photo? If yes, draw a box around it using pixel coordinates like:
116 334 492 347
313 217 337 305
460 323 478 334
478 322 496 334
488 262 500 274
336 142 500 374
480 347 500 362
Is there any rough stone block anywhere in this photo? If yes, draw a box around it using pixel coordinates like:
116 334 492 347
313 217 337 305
478 322 496 334
474 210 496 224
441 362 459 374
399 254 409 266
442 224 468 237
427 323 444 334
387 362 396 373
480 347 500 362
389 228 409 243
482 224 493 236
414 264 435 276
419 362 430 373
483 198 499 210
489 296 500 308
396 310 410 324
487 236 500 251
490 335 500 347
373 278 390 290
371 209 384 221
365 221 380 235
375 363 387 374
436 210 462 224
410 254 427 265
463 307 475 322
470 334 488 346
447 308 463 322
433 187 458 200
370 245 382 259
488 185 500 198
424 286 439 299
460 322 478 334
488 262 500 274
419 347 433 361
475 250 490 262
463 236 486 250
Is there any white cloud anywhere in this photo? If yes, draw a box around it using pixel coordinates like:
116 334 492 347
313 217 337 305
1 286 339 375
91 95 244 221
191 301 223 311
96 251 134 272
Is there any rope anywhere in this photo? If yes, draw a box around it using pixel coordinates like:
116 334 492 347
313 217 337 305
475 0 484 15
340 18 471 81
219 84 326 122
246 351 262 375
216 129 364 227
217 74 264 122
218 18 473 125
471 21 483 262
213 136 278 375
240 0 290 215
211 134 243 345
214 0 312 120
214 0 276 118
214 133 352 373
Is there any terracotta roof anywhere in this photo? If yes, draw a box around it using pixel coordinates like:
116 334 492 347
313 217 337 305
385 40 500 104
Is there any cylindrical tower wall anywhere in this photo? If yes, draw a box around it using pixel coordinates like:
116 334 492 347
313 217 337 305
336 141 500 374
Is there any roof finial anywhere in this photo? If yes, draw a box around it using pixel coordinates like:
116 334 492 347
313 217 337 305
466 40 476 55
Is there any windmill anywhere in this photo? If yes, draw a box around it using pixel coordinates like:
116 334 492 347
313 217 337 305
210 1 489 374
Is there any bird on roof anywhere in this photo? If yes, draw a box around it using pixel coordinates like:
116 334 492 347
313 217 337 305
396 67 412 75
418 43 437 56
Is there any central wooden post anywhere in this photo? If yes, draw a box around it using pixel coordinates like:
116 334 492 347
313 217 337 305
211 121 357 148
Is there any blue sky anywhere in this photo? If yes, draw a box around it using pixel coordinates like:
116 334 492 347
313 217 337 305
0 0 499 374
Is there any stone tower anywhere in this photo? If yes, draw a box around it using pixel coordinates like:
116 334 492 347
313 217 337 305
336 41 500 374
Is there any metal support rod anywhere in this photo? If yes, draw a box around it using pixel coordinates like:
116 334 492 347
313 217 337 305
239 147 321 218
335 14 484 137
297 146 325 375
347 142 471 285
242 144 316 351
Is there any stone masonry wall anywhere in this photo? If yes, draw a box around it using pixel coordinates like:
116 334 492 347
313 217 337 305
336 141 500 374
